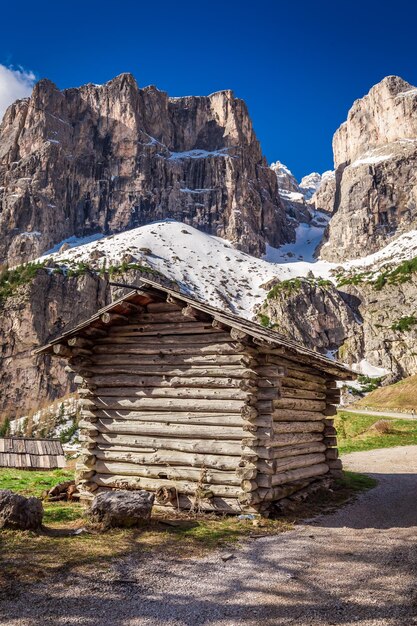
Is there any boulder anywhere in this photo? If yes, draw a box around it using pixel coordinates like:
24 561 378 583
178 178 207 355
90 490 154 528
0 490 43 530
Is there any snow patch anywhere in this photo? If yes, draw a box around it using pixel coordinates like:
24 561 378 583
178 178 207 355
351 359 389 378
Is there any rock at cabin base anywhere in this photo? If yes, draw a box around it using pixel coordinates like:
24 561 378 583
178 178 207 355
0 489 43 530
90 490 155 528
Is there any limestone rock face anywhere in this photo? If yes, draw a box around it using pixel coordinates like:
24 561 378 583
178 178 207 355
0 490 43 530
322 76 417 261
0 74 290 265
259 275 417 379
309 171 335 214
0 271 109 418
340 277 417 378
270 161 311 225
258 279 357 354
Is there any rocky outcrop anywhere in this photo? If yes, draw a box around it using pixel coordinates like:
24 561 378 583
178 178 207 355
0 270 109 419
309 171 335 214
0 74 291 265
321 76 417 261
270 161 312 226
339 276 417 378
258 274 417 380
257 278 358 355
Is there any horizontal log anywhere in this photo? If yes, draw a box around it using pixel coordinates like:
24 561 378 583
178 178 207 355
79 375 257 391
94 447 240 470
272 409 325 422
267 432 324 449
146 302 180 313
93 333 233 350
91 343 246 359
323 437 337 446
94 433 245 456
89 418 249 440
154 494 247 514
327 459 343 470
93 474 243 499
85 367 255 380
272 421 324 434
256 442 326 472
88 354 255 368
101 312 129 325
273 441 326 458
241 480 310 505
273 362 326 384
273 398 327 412
324 405 338 416
90 387 251 401
108 321 216 334
280 376 326 392
114 302 143 316
325 448 339 460
53 343 72 357
82 327 108 338
94 460 242 486
270 462 329 487
91 409 270 428
324 426 337 436
280 388 326 401
275 452 326 473
84 396 247 413
68 337 94 349
103 328 222 339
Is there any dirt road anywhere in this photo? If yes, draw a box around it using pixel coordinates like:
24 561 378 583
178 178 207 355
2 446 417 626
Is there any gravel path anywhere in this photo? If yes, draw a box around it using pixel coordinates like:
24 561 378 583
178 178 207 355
2 446 417 626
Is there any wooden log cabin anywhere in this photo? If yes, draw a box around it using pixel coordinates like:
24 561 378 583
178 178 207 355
36 277 352 514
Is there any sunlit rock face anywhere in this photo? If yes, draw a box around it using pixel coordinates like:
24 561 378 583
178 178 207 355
0 73 291 265
321 76 417 261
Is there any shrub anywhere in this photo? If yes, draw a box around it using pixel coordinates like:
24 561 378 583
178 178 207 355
372 420 394 434
0 261 47 303
391 316 417 332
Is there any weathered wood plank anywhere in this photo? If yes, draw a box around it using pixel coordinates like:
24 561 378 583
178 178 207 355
93 433 245 456
94 447 240 470
273 398 327 412
95 460 241 486
89 418 249 440
83 396 247 413
93 474 242 498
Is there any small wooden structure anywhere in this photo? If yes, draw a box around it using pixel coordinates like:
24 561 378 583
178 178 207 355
36 278 352 513
0 438 66 469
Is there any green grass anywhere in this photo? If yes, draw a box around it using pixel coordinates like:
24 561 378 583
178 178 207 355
355 374 417 412
0 468 74 497
335 411 417 454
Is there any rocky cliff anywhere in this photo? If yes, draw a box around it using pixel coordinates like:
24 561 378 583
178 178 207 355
0 271 109 419
0 73 291 265
321 76 417 261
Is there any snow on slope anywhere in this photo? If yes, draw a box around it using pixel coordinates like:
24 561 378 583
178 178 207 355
40 220 417 320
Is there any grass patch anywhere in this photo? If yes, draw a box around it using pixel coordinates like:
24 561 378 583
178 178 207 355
335 410 417 454
354 374 417 412
0 468 74 498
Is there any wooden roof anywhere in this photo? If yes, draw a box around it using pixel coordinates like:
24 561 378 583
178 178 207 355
36 276 354 380
0 438 66 470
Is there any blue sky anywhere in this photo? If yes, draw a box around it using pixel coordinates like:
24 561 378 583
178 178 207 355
2 0 417 179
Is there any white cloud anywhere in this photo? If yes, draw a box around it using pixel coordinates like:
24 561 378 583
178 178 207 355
0 65 36 121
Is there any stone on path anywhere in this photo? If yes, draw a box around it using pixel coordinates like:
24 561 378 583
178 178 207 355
90 490 154 528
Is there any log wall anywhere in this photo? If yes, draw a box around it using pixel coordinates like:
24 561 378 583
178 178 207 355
64 295 342 514
73 301 261 513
